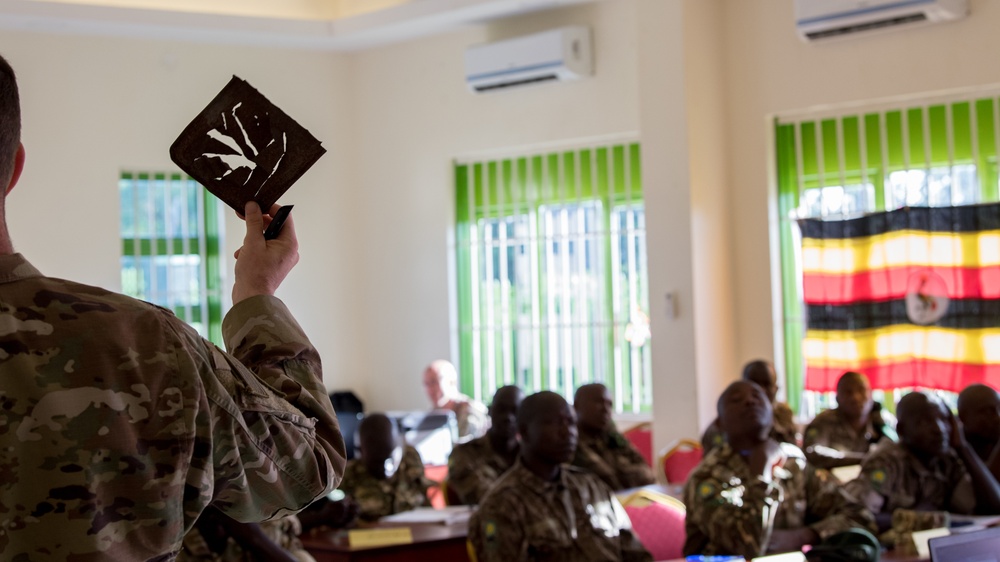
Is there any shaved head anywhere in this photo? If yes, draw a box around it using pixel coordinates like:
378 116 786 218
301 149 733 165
958 384 1000 445
896 391 951 458
742 359 778 403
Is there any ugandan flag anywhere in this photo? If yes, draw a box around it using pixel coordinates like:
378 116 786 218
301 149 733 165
800 203 1000 392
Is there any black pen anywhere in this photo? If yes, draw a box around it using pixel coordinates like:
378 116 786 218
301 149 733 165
263 205 294 240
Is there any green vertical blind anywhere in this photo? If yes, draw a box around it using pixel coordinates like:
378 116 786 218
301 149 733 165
775 93 1000 415
455 142 652 412
120 172 225 345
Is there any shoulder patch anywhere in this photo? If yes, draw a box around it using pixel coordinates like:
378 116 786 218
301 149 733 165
698 482 716 499
870 468 887 489
484 519 498 548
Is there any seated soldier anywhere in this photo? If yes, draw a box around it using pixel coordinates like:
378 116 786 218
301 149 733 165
684 381 875 559
469 391 652 562
423 359 489 442
845 391 1000 536
572 383 655 490
701 359 797 453
803 371 897 470
448 385 523 505
958 384 1000 463
339 413 430 522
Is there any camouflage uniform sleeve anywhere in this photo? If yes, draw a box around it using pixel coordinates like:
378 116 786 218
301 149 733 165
402 446 431 510
191 295 347 522
448 444 489 505
682 467 781 558
803 416 837 469
804 466 877 538
573 441 621 490
469 496 526 562
844 452 894 516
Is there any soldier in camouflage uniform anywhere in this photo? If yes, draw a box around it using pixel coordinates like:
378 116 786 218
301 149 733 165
701 359 798 454
423 359 488 442
571 383 654 490
803 371 897 470
684 381 874 559
339 413 429 522
447 385 523 505
469 391 652 562
0 55 346 560
845 391 1000 541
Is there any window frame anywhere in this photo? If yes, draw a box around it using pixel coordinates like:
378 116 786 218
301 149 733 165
454 142 652 413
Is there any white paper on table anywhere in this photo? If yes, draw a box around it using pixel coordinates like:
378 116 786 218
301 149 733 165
379 506 474 525
830 464 862 483
751 552 806 562
912 527 951 558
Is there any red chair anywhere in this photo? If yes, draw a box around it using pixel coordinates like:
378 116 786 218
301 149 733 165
621 422 654 466
658 438 702 484
620 489 686 560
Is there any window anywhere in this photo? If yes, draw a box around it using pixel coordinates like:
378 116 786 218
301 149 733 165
454 143 651 412
775 94 1000 416
120 172 225 344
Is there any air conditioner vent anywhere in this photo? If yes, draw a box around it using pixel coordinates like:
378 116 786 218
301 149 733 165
804 12 927 40
795 0 967 42
472 74 560 93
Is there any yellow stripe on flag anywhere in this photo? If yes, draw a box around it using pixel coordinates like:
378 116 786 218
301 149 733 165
801 230 1000 274
803 326 1000 367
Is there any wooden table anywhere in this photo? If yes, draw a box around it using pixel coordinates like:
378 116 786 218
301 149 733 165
301 522 470 562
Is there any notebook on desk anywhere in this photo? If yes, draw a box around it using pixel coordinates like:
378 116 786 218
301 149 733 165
928 526 1000 561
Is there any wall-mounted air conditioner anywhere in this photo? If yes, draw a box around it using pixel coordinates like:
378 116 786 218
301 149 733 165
795 0 968 42
464 26 592 93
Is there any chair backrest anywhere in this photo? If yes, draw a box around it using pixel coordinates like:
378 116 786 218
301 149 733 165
621 490 686 560
621 422 654 467
659 438 703 484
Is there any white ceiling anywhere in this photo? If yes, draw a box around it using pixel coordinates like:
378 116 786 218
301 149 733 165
0 0 600 50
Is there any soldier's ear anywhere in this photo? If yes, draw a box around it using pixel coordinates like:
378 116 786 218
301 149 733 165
5 143 24 195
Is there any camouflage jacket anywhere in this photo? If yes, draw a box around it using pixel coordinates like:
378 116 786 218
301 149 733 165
683 442 875 558
339 445 428 522
571 428 654 491
447 434 517 505
803 406 897 469
701 402 798 454
844 440 974 516
468 459 652 562
0 254 346 560
450 394 489 442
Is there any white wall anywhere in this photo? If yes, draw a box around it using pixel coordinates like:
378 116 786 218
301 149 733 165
723 0 1000 397
0 32 369 395
348 0 645 411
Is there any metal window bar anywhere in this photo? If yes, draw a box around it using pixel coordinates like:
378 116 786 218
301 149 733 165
458 141 648 411
120 172 218 341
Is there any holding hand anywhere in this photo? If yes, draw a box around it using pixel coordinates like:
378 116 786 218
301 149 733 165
232 201 299 304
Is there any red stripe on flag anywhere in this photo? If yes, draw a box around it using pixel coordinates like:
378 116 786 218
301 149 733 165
805 359 1000 393
803 265 1000 305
